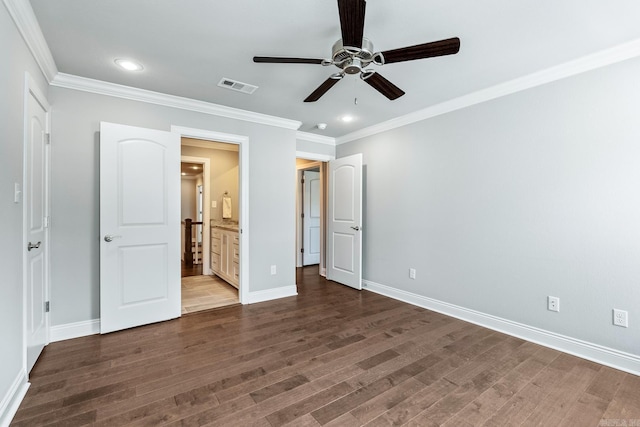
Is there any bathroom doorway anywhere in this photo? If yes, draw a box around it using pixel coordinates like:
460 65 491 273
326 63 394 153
180 138 240 313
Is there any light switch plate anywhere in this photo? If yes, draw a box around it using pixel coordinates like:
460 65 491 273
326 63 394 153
14 183 21 203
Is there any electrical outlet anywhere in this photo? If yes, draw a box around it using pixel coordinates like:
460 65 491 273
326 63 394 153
613 309 628 327
547 296 560 312
409 268 416 279
270 265 277 275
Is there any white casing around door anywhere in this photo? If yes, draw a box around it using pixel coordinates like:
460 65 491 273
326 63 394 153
100 122 181 334
327 153 363 290
303 170 321 266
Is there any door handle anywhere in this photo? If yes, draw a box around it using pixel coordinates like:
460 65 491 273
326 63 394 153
104 234 122 242
350 226 361 231
27 241 41 251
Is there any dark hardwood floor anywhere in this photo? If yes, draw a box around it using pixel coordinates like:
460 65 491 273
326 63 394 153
12 266 640 426
182 261 203 278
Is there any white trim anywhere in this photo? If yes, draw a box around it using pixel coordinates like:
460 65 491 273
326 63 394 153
296 151 334 162
171 126 249 305
363 279 640 377
337 38 640 145
50 319 100 342
320 267 326 277
3 0 58 82
52 73 302 130
0 370 29 427
246 286 298 305
180 155 211 274
296 131 336 146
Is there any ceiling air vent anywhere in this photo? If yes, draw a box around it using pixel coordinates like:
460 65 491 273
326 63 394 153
217 78 258 95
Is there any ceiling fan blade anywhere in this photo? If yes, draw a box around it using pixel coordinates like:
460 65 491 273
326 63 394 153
338 0 366 49
380 37 460 64
253 56 324 65
363 72 405 100
304 77 342 102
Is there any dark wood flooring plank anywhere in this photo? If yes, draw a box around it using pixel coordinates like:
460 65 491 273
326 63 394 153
12 266 635 427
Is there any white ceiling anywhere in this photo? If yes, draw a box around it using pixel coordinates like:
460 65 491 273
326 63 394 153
29 0 640 138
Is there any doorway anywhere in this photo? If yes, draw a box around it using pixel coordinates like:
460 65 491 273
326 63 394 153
180 138 240 313
296 158 328 277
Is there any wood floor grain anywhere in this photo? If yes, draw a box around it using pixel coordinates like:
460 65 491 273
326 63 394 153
12 266 640 426
182 274 239 314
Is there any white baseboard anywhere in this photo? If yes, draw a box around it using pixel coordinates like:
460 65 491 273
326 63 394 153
320 267 326 277
50 319 100 342
246 285 297 304
363 279 640 377
0 369 29 427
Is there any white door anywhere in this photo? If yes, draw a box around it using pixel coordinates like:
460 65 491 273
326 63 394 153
100 122 180 334
327 154 363 289
303 170 321 266
25 82 50 372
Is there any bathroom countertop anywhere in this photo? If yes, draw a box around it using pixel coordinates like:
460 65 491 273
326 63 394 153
210 221 239 232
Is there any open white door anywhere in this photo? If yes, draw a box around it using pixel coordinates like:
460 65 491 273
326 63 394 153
25 78 50 372
303 170 321 266
100 122 180 334
327 154 362 289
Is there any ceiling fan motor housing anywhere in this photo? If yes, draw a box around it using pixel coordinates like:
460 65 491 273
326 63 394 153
332 37 375 74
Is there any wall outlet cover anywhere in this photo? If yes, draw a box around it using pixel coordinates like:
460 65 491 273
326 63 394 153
547 296 560 312
613 309 628 327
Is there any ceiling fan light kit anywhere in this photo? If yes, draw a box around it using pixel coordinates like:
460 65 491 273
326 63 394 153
253 0 460 102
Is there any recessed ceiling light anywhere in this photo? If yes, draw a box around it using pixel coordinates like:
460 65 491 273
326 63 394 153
317 123 327 130
341 115 354 123
115 58 143 71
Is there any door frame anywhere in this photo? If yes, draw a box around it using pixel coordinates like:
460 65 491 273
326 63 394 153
296 151 334 276
296 163 321 268
181 155 211 274
23 72 51 374
172 126 249 304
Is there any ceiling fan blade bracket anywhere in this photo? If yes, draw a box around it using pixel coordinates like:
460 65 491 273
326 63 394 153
321 59 335 66
372 52 385 66
360 69 375 80
330 72 345 80
343 46 362 56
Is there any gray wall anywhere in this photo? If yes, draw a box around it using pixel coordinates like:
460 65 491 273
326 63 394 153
49 87 298 325
180 178 197 221
296 138 335 158
338 57 640 357
181 145 239 222
0 2 49 417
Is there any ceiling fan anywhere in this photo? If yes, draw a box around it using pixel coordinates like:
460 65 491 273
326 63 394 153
253 0 460 102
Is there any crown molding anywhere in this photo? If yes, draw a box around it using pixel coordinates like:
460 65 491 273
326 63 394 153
337 38 640 145
296 131 336 146
4 0 58 82
50 73 302 130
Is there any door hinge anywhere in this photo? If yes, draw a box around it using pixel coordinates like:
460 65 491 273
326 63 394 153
301 213 304 218
301 248 304 253
301 176 305 184
44 216 50 228
45 133 51 145
45 301 50 312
